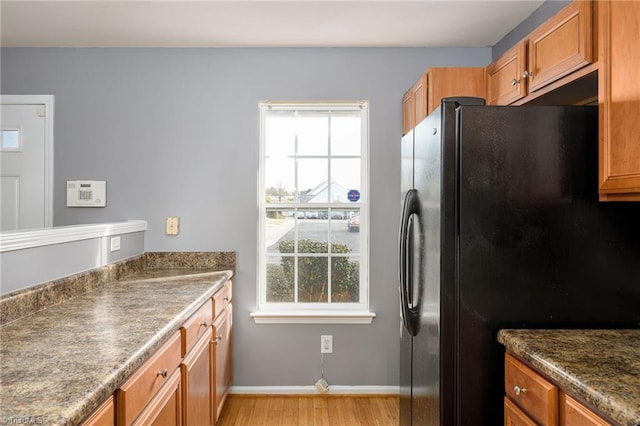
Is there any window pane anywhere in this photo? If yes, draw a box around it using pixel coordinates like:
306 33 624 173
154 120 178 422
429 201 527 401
265 114 295 157
1 130 20 150
298 211 328 253
298 158 328 203
331 208 360 253
298 256 329 303
331 159 360 202
297 114 328 156
266 209 295 255
331 114 361 156
331 256 359 303
266 255 294 302
265 157 295 203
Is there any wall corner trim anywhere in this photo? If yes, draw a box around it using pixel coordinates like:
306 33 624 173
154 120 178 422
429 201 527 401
0 220 147 252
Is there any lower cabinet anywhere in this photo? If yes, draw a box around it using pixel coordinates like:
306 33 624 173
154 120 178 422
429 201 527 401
116 332 183 426
110 280 233 426
213 303 232 420
81 396 115 426
181 327 214 426
504 353 612 426
131 369 182 426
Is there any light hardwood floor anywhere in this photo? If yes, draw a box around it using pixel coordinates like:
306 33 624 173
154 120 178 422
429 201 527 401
217 395 399 426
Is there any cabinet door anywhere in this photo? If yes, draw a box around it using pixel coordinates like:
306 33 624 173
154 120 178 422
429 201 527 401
598 0 640 200
527 0 593 93
486 41 528 105
402 89 415 136
181 328 213 426
213 304 233 420
81 396 114 426
560 394 611 426
427 67 485 114
412 73 428 126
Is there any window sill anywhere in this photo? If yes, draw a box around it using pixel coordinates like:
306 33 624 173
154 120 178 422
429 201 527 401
250 310 376 324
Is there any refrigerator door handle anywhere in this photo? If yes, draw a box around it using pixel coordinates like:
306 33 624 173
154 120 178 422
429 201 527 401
399 189 420 337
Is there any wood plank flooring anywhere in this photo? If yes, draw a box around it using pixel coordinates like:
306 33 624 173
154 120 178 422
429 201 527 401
217 395 399 426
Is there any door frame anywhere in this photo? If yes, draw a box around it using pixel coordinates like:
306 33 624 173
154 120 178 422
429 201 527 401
1 94 54 228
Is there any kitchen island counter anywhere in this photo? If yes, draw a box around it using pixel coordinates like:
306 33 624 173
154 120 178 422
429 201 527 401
498 329 640 426
0 253 233 425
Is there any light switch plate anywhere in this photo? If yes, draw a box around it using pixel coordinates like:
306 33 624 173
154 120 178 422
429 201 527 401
166 217 180 235
110 236 121 252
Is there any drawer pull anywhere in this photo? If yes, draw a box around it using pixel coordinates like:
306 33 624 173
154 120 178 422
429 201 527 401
223 297 230 302
214 335 222 345
200 321 210 328
157 368 168 378
514 385 527 396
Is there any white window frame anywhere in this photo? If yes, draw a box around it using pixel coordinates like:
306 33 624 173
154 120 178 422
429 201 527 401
252 101 375 324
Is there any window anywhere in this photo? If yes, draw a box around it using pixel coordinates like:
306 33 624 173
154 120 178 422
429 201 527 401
253 102 374 324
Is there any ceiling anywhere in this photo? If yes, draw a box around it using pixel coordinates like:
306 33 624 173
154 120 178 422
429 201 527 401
0 0 545 48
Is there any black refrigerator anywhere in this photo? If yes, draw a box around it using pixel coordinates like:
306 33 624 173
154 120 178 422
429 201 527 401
399 97 640 426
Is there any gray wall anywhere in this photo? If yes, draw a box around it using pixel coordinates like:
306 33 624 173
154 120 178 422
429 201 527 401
1 47 490 387
492 0 572 61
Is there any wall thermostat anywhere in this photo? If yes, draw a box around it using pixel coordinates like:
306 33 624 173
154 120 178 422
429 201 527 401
66 180 106 207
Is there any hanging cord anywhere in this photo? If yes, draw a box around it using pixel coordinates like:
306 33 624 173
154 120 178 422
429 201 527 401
321 352 325 379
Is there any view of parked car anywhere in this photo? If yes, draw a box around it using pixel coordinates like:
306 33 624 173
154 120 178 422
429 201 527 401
347 214 360 232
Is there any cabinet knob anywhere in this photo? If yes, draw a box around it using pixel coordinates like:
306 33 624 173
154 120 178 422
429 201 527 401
157 368 168 378
511 78 521 86
223 297 230 302
200 321 209 328
522 70 533 78
513 385 527 396
214 335 223 345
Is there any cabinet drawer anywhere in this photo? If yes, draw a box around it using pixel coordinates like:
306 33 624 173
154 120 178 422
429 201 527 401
117 332 182 426
213 281 232 319
560 393 611 426
181 300 214 356
505 353 558 426
131 368 182 426
505 397 537 426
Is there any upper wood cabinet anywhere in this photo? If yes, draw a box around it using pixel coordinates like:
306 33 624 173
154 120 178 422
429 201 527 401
486 41 528 105
527 0 593 92
402 67 484 135
486 0 594 105
402 73 427 135
598 0 640 201
427 67 485 114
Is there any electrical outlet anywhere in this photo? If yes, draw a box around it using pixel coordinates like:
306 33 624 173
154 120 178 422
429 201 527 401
166 217 180 235
110 236 121 252
321 335 333 354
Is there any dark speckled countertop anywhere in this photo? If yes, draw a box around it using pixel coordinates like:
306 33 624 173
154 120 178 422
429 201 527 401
498 329 640 426
0 252 234 426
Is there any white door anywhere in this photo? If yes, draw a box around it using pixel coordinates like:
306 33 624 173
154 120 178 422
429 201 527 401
0 95 54 231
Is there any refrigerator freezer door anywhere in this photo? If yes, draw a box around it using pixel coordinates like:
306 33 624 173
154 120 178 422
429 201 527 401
399 129 414 426
411 109 443 426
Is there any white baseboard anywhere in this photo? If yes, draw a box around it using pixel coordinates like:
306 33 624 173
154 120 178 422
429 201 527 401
229 385 399 395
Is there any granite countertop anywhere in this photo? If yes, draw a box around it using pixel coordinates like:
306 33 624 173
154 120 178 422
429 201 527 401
498 329 640 426
0 267 232 425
